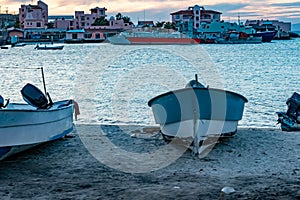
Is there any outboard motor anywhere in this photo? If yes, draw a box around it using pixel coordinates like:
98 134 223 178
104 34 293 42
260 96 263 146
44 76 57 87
185 74 205 88
21 83 52 109
0 95 9 109
277 92 300 131
286 92 300 120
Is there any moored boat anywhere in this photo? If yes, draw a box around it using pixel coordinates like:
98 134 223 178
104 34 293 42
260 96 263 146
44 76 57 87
108 29 200 45
148 75 248 145
251 30 277 42
0 69 76 160
277 92 300 131
215 31 262 44
34 44 64 50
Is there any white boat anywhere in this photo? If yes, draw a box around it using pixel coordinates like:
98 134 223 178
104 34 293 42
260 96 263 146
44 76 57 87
0 81 75 160
34 44 64 50
12 43 27 47
148 75 248 146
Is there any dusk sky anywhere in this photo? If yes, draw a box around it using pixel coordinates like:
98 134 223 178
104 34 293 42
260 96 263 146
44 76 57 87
1 0 300 25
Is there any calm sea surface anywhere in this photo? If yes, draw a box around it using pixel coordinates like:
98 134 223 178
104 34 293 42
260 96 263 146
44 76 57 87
0 39 299 128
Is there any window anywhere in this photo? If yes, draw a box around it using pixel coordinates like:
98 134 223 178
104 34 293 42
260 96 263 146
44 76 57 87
72 34 78 39
95 33 101 38
84 33 92 38
37 22 41 27
81 22 85 26
70 21 73 26
87 17 89 20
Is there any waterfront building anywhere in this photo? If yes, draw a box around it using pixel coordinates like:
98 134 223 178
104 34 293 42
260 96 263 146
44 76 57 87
19 0 48 29
55 8 133 42
171 5 221 31
54 7 107 30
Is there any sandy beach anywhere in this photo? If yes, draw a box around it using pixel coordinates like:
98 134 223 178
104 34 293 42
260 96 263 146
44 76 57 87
0 124 299 199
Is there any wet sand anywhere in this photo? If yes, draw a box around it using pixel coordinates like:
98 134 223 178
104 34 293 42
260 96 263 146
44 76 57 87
0 124 299 199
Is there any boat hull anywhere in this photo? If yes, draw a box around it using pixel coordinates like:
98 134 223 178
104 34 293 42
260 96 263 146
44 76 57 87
252 31 277 42
35 45 64 50
161 119 238 140
0 100 74 160
148 88 247 140
108 34 200 45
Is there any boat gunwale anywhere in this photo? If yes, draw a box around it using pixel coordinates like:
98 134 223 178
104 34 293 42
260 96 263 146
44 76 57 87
0 100 73 113
148 87 248 107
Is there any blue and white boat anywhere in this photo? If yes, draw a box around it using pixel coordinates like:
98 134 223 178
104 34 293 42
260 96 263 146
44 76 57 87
148 75 248 143
0 83 75 160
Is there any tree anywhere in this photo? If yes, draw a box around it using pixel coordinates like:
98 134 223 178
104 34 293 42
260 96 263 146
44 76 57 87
47 21 54 29
116 13 123 20
92 16 109 26
115 13 133 25
164 22 177 30
14 19 21 28
155 21 165 28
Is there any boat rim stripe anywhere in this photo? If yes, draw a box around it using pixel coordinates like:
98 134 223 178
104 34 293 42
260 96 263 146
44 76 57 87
0 114 73 128
148 87 248 107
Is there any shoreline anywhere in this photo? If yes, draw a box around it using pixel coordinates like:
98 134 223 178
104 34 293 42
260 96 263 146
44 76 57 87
0 124 299 199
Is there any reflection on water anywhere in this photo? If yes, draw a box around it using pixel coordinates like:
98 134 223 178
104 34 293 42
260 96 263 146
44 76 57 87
0 40 299 128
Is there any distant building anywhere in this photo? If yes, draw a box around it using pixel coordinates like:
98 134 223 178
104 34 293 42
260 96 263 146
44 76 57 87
54 7 107 30
171 5 222 31
136 21 154 28
19 0 48 29
54 7 133 41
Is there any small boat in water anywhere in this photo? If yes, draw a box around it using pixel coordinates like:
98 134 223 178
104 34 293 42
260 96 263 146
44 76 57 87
148 75 248 146
1 45 10 49
277 92 300 131
0 68 76 160
34 44 64 50
12 43 27 47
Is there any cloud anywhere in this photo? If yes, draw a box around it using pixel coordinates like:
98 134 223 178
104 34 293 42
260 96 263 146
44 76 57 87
1 0 300 24
205 3 249 12
271 2 300 7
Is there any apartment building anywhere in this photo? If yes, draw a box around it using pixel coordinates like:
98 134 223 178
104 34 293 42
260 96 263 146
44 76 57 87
19 0 48 29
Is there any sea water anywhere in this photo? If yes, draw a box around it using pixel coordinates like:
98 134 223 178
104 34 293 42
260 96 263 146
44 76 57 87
0 39 299 128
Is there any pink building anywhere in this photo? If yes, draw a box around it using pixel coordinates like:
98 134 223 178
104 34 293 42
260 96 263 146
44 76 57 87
54 7 107 30
19 0 48 29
